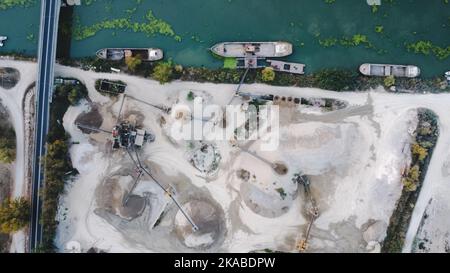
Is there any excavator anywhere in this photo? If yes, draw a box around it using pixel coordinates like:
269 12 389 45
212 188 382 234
293 173 319 252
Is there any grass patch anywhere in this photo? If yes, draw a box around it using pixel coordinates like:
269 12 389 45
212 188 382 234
223 58 237 69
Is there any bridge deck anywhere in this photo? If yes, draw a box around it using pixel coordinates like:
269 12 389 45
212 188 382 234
30 0 61 251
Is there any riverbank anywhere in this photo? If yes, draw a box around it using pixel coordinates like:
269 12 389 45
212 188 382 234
62 57 450 93
4 52 449 93
381 109 439 253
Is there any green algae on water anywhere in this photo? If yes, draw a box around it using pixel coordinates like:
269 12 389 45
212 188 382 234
73 10 181 42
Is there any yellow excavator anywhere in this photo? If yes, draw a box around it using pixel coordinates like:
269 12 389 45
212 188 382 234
293 173 319 253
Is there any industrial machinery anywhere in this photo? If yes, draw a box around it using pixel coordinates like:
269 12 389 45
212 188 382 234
293 173 319 252
75 94 198 231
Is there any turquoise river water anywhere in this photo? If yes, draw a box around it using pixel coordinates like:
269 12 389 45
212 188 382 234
0 0 449 77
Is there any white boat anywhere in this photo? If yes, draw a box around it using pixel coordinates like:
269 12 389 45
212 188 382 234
210 41 293 58
96 48 163 61
0 36 7 47
266 59 305 75
359 63 420 78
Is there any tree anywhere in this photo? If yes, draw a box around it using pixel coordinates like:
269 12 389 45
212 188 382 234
125 55 142 72
0 147 15 163
402 177 417 192
68 88 80 106
261 67 275 82
0 198 30 233
384 75 395 87
408 165 421 181
187 91 195 101
411 143 428 161
151 61 173 84
0 127 16 164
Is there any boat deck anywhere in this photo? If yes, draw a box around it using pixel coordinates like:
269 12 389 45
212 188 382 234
370 65 409 77
128 49 151 59
97 48 163 61
236 57 265 69
212 41 292 58
223 43 276 57
360 63 420 78
267 60 305 74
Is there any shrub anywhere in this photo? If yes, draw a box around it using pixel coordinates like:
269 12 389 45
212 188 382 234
0 198 30 233
275 187 286 200
411 143 428 161
0 125 16 163
408 165 421 181
402 177 417 192
261 67 276 82
151 61 173 84
384 75 396 87
313 69 356 91
125 55 142 72
187 91 195 101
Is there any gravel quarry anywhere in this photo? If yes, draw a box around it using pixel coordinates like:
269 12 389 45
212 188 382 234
1 60 450 253
53 64 450 253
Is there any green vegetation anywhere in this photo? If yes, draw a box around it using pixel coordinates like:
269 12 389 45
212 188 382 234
406 40 450 60
151 61 173 84
318 34 374 50
187 91 195 101
384 75 395 87
73 57 450 93
312 69 356 91
125 55 142 72
261 67 276 82
0 198 30 233
340 34 372 47
223 58 237 69
180 67 243 84
402 165 420 192
411 142 428 161
371 4 379 13
375 25 384 33
39 81 88 251
275 188 286 200
0 0 35 10
0 124 16 164
73 10 181 42
41 139 72 251
319 37 338 48
54 82 88 106
382 109 439 253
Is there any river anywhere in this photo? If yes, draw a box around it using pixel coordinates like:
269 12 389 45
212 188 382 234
0 0 449 77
